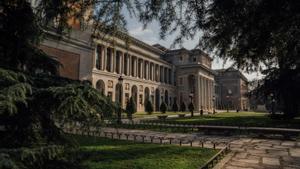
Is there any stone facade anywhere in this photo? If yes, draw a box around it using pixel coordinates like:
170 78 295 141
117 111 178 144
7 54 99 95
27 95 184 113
214 68 249 110
40 29 215 112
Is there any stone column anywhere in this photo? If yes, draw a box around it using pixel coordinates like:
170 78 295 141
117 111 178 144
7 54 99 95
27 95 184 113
157 65 160 82
103 46 107 71
129 54 132 76
113 49 116 73
119 51 123 75
208 80 211 111
135 57 138 77
92 46 96 69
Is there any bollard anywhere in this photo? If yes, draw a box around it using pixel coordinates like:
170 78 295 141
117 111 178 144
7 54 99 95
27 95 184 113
179 140 182 146
150 136 154 143
190 141 193 147
125 134 129 140
111 132 114 139
141 136 146 143
117 133 122 139
169 138 173 144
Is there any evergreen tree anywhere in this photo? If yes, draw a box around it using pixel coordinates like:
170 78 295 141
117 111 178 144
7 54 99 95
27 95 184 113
188 102 195 117
180 102 186 112
125 97 136 120
172 102 178 113
160 102 167 114
145 100 154 115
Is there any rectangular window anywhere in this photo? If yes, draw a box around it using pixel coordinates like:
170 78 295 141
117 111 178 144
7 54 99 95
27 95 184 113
96 45 102 70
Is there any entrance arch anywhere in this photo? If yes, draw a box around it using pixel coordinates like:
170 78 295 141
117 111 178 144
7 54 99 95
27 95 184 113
96 80 105 95
155 88 160 111
131 85 138 109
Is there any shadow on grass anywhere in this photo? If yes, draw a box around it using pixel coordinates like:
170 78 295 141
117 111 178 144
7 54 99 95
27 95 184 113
70 135 217 169
162 112 300 128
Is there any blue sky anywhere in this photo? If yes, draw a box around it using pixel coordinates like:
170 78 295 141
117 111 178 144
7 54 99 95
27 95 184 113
124 13 262 81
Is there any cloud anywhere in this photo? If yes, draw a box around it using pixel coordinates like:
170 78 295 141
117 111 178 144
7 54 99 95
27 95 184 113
129 26 153 36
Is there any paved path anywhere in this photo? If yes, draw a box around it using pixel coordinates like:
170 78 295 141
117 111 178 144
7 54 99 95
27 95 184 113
101 128 300 169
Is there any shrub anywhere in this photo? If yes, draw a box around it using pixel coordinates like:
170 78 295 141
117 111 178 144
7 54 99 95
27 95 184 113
160 102 167 114
125 97 136 120
180 102 186 112
145 100 154 114
172 102 178 112
188 102 195 117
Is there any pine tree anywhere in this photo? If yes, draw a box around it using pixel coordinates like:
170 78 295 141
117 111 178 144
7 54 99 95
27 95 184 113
180 102 186 112
172 102 178 113
125 97 136 120
160 102 167 114
188 102 195 117
145 100 154 115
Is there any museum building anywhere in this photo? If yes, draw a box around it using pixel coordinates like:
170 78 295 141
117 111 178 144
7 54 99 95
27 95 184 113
40 27 215 112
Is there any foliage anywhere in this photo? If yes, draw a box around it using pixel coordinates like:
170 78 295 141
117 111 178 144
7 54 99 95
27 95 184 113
180 102 186 112
125 97 136 120
172 102 178 113
137 0 300 117
160 102 167 114
0 68 115 148
145 100 154 115
0 0 60 74
188 102 194 117
0 146 84 169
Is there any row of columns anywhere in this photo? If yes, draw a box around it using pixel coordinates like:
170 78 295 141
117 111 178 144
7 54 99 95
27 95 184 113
199 76 214 111
94 44 174 85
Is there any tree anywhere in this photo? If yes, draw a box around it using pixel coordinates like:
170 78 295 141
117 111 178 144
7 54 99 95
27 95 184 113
137 0 300 118
180 102 186 112
0 68 116 148
188 102 195 117
172 102 178 113
145 100 154 115
125 97 136 120
159 102 167 114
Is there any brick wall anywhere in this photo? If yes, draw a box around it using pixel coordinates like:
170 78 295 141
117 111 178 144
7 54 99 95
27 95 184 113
40 45 80 80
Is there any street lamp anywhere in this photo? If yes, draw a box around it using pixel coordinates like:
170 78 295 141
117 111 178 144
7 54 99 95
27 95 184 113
226 89 232 112
270 93 275 115
117 76 123 124
212 95 216 114
189 92 194 103
189 92 194 117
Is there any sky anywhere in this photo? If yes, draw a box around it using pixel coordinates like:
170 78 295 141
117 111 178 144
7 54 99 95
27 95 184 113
124 12 263 81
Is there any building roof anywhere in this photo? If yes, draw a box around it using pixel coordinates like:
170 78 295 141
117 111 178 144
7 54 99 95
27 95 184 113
215 67 248 82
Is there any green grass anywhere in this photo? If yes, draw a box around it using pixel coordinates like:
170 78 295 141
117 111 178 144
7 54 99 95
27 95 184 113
155 112 300 128
133 111 189 118
72 135 218 169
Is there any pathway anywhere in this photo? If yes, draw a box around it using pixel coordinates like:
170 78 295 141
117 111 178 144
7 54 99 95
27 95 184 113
101 128 300 169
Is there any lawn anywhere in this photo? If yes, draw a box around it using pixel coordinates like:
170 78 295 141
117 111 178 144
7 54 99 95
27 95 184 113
133 111 189 118
72 135 218 169
147 112 300 128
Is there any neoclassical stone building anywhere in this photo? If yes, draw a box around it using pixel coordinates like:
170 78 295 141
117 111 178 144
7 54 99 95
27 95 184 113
40 27 215 112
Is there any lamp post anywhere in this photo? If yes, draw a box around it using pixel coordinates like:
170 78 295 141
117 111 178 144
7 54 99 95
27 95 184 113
226 89 232 112
212 95 216 114
189 92 194 117
117 76 123 124
270 93 275 115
